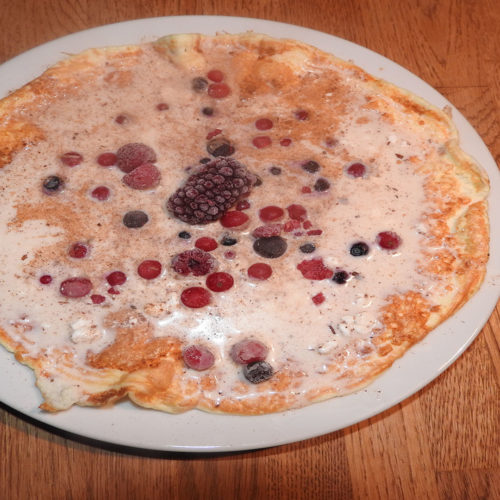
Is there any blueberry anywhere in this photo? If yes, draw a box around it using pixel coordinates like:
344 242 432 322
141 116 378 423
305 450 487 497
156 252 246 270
199 157 211 164
299 243 316 254
332 270 349 284
42 175 64 194
253 236 287 258
301 160 320 173
350 242 369 256
207 138 234 157
221 235 237 246
314 178 330 192
123 210 149 228
269 166 281 175
202 107 214 116
191 77 208 92
178 231 191 239
243 361 273 384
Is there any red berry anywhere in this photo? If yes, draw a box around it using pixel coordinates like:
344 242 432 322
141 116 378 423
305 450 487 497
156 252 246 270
206 272 234 292
252 224 282 238
60 152 83 167
259 206 284 222
207 69 224 82
236 199 251 210
122 163 161 190
301 186 312 194
206 128 222 140
312 292 325 305
303 220 312 229
283 220 301 232
181 287 211 308
60 277 92 298
195 237 218 252
108 287 120 295
252 136 272 149
39 275 52 285
230 339 268 364
138 260 162 279
97 152 117 166
346 162 367 178
208 83 230 98
376 231 402 250
220 211 249 228
156 102 169 111
287 204 307 221
307 229 323 236
91 294 105 304
68 243 88 259
247 263 272 280
91 186 110 201
116 143 157 173
280 138 292 147
172 249 217 276
255 118 273 130
224 250 235 259
183 345 215 370
115 114 128 124
297 258 333 280
106 271 127 286
294 110 309 120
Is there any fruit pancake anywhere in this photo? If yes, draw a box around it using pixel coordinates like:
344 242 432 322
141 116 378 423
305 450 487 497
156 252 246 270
0 33 489 414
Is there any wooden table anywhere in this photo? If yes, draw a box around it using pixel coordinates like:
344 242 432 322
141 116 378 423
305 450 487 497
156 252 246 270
0 1 498 498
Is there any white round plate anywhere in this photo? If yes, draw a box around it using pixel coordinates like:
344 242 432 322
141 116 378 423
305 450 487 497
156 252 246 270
0 16 498 453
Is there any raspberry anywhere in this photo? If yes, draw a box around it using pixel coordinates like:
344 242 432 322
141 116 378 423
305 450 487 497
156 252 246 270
287 204 307 221
181 287 211 308
283 220 301 232
122 163 161 190
91 294 105 304
60 277 92 298
230 339 268 364
259 206 284 222
116 143 157 173
195 237 218 251
183 345 215 370
206 272 234 292
252 224 282 238
376 231 402 250
312 292 325 305
172 249 217 276
247 263 273 280
167 157 254 225
297 258 333 280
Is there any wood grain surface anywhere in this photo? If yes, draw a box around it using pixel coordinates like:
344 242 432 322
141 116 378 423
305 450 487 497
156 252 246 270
0 1 498 499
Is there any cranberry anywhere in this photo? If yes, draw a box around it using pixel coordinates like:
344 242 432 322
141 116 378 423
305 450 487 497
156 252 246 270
252 224 282 238
220 211 249 228
259 206 284 222
255 118 273 130
236 199 250 210
294 110 309 120
283 220 301 232
297 258 333 280
195 237 218 252
230 339 268 364
206 272 234 292
376 231 402 250
287 204 307 221
115 114 128 124
97 152 117 166
156 102 169 111
301 186 312 194
91 294 105 304
60 152 83 167
346 162 366 178
252 136 272 149
122 163 161 190
181 287 211 308
39 275 52 285
247 263 272 280
106 271 127 286
208 83 230 98
183 344 215 370
116 143 157 173
207 69 224 82
68 243 88 259
280 138 292 147
243 361 273 383
138 260 162 279
60 277 92 298
312 292 325 305
91 186 110 201
42 175 64 195
350 242 370 256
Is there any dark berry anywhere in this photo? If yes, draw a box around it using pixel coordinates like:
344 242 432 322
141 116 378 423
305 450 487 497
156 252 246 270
39 275 52 284
60 277 92 298
172 248 217 276
116 143 157 173
106 271 127 286
178 231 191 239
221 235 237 246
301 160 320 174
181 287 211 308
236 199 250 210
294 110 309 120
247 263 272 280
206 138 234 157
138 260 162 279
60 152 83 167
195 237 218 251
183 344 215 370
243 361 273 384
206 272 234 292
269 166 281 175
253 236 287 259
42 175 64 195
299 243 316 254
376 231 402 250
202 107 214 116
122 163 161 190
314 178 330 192
230 339 268 364
332 270 349 284
350 242 370 256
199 157 211 164
123 210 149 228
192 77 208 92
346 162 367 178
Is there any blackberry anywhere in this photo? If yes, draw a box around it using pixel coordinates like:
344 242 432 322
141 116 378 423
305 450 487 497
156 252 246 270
167 158 255 225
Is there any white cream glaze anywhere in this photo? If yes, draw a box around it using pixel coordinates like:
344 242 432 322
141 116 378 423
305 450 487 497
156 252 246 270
0 43 452 409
